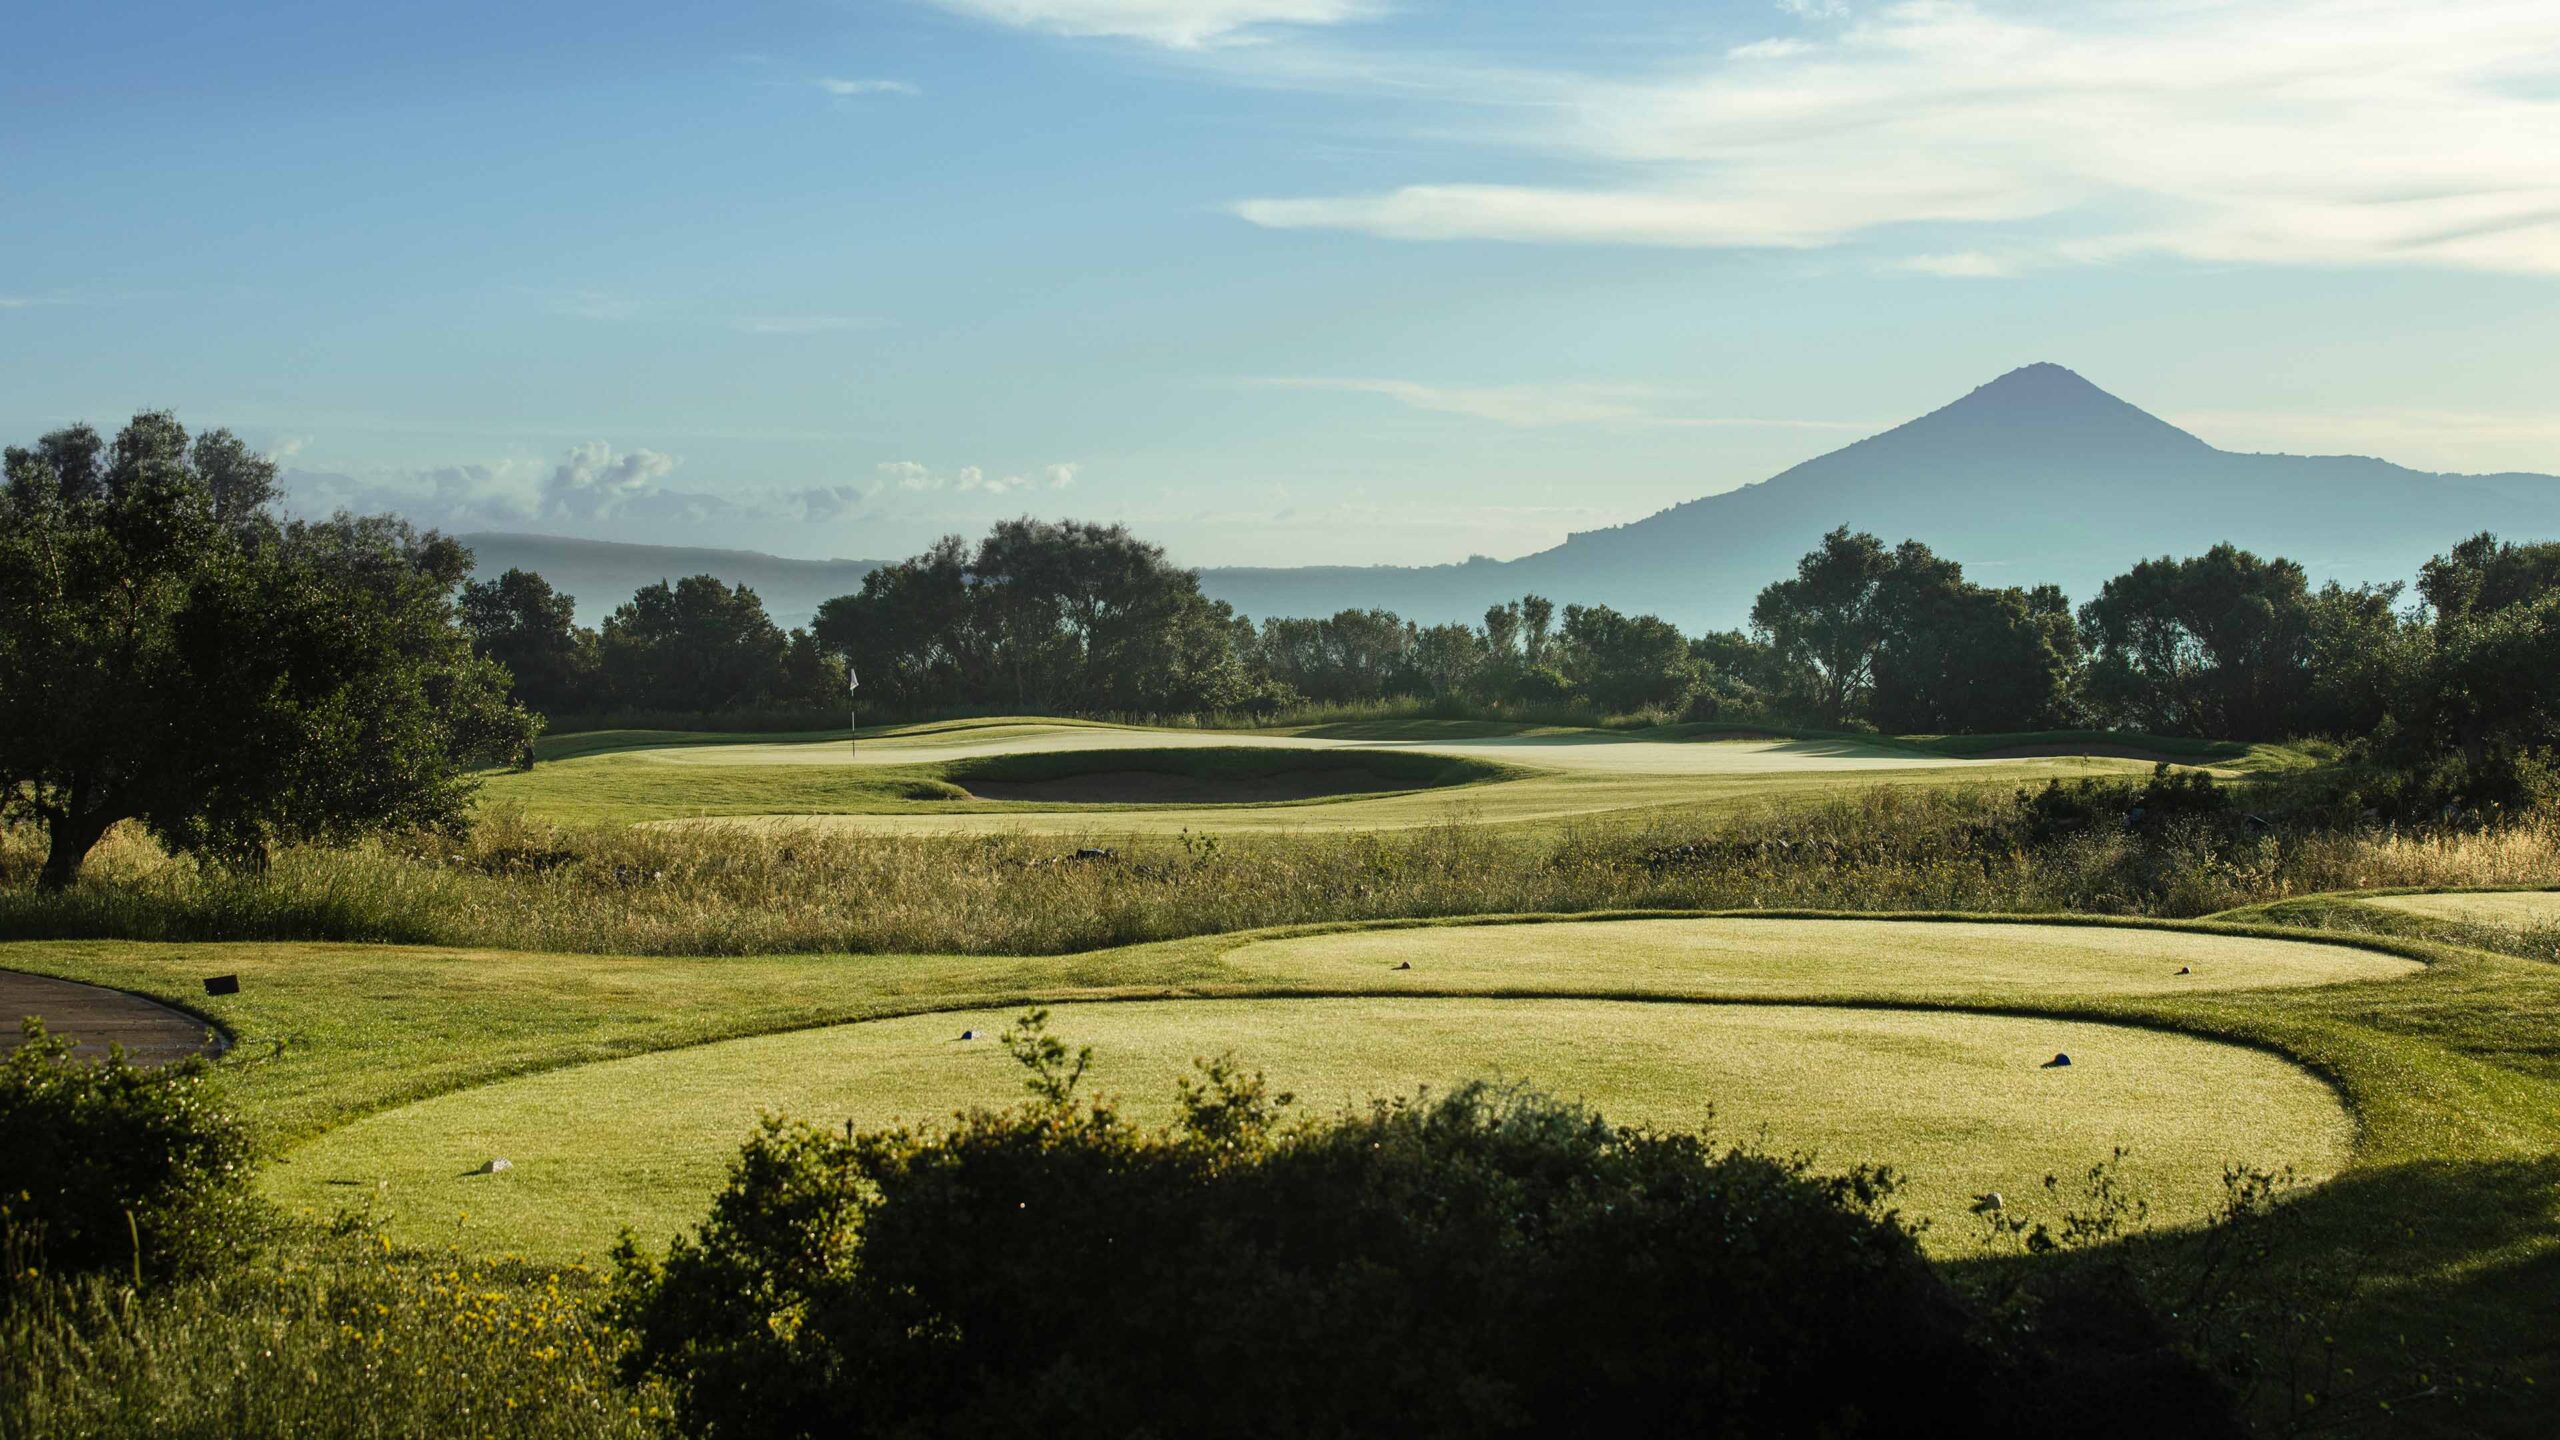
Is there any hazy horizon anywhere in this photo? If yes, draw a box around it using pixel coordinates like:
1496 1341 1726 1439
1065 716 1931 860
9 2 2559 568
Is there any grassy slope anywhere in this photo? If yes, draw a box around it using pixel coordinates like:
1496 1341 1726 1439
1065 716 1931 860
496 717 2243 830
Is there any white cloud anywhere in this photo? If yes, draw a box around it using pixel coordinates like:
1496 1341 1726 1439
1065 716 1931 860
875 458 1083 494
818 76 920 96
923 0 1380 49
1891 250 2020 278
1230 1 2560 276
541 442 681 521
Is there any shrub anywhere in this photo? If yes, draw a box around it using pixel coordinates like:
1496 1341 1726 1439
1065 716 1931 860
0 1239 659 1440
0 1021 261 1287
614 1013 2240 1439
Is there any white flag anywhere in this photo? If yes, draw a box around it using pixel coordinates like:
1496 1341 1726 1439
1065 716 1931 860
848 665 860 694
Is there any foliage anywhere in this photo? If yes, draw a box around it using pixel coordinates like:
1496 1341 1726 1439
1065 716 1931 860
1749 526 1895 726
0 1021 261 1287
462 567 601 718
2077 545 2314 739
5 769 2556 957
599 575 837 714
812 521 1252 713
0 1237 661 1440
0 414 536 887
614 1015 2236 1439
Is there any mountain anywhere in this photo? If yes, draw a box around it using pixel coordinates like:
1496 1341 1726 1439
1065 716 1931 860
453 365 2560 631
1203 363 2560 627
454 533 889 629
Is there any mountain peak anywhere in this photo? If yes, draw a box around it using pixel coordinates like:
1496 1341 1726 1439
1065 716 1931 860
1891 362 2213 457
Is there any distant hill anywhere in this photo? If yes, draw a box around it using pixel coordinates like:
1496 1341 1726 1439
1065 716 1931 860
453 533 889 629
1204 363 2560 627
455 365 2560 631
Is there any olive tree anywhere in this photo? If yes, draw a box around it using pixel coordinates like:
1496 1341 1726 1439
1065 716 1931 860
0 413 533 888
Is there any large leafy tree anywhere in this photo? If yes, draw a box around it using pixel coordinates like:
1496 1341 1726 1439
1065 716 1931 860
1557 603 1696 713
2078 546 2312 739
598 575 793 713
0 414 533 888
459 566 600 714
1871 561 2082 735
824 521 1248 714
1749 528 1896 727
2408 534 2560 786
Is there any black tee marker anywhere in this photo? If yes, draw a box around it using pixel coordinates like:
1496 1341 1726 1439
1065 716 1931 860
203 975 241 996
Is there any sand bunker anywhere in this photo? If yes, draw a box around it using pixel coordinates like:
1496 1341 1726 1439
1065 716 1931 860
960 765 1430 805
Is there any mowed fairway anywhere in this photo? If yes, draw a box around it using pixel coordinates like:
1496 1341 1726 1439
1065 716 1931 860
487 718 2214 831
2359 890 2560 929
277 997 2355 1262
1217 917 2420 999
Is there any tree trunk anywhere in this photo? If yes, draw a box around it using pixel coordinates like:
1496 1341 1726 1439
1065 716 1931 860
37 811 113 892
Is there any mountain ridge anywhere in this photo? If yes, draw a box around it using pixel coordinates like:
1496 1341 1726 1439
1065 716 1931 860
454 365 2560 630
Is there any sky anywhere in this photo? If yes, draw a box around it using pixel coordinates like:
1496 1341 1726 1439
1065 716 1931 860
5 0 2558 566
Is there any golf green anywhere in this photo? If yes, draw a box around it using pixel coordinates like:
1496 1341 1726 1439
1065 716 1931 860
2360 890 2560 928
276 996 2356 1263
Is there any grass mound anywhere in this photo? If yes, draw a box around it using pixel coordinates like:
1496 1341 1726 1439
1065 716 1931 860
933 746 1508 808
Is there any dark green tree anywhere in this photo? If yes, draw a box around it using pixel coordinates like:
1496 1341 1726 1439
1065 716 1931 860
1871 546 2081 734
459 566 599 715
0 414 533 888
599 575 792 713
1750 527 1895 726
811 536 986 710
1557 603 1696 713
2078 546 2311 739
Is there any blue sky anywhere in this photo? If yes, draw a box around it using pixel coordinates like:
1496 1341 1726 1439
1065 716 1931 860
6 0 2558 565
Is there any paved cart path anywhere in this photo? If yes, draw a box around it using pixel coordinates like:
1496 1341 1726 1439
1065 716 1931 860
0 968 221 1065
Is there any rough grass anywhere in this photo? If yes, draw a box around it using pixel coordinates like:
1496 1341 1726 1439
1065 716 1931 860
8 787 2559 959
0 1240 658 1440
283 996 2356 1262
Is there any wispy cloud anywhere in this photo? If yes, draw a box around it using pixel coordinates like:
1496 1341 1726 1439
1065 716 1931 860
1256 376 1872 431
1227 1 2560 276
732 314 887 334
873 459 1082 494
818 76 920 96
922 0 1382 50
1260 377 1655 426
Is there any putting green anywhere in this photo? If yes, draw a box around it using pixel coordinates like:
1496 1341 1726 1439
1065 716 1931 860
2360 891 2560 929
1217 918 2421 998
277 997 2355 1263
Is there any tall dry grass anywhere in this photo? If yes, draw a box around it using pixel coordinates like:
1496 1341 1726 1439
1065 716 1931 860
5 787 2554 957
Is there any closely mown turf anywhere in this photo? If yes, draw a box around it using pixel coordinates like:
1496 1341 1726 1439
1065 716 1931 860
281 996 2355 1261
2359 889 2560 928
486 717 2213 831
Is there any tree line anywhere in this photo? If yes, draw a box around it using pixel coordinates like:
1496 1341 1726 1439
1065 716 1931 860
10 412 2555 893
458 519 2560 802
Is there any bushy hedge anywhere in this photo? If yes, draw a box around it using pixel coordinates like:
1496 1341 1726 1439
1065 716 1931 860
614 1013 2240 1439
0 1021 261 1286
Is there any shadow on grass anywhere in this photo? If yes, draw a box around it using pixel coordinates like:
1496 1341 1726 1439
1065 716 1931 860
1956 1155 2560 1436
